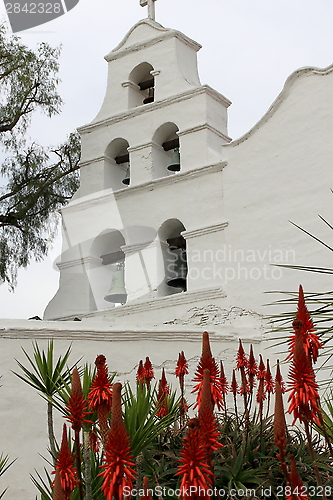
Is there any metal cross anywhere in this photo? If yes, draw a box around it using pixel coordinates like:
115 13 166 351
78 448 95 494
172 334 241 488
140 0 157 20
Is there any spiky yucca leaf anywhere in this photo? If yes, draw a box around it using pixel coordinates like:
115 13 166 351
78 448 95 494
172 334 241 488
266 214 333 359
0 454 15 499
122 382 180 457
0 454 15 478
30 468 53 500
13 341 78 398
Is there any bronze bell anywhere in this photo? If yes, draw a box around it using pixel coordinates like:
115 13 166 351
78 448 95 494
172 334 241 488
166 249 187 290
104 262 127 304
122 164 130 185
167 148 181 172
143 87 154 104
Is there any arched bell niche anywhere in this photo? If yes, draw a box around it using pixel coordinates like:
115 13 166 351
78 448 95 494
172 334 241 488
128 62 155 108
152 122 180 179
89 229 126 309
105 138 130 189
157 219 187 297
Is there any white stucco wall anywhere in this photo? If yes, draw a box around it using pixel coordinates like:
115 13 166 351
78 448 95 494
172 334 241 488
222 65 333 315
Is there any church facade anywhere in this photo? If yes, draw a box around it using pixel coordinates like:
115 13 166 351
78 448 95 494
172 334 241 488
44 15 333 326
1 6 333 498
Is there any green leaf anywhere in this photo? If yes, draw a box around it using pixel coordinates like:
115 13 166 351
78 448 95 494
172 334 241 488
13 341 80 399
122 382 180 457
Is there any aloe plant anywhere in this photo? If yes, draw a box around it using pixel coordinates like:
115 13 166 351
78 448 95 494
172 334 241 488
14 337 333 500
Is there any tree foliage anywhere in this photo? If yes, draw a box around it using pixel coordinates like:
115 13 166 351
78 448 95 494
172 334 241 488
0 24 80 288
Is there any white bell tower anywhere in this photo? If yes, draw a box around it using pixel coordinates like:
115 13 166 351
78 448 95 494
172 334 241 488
44 7 232 323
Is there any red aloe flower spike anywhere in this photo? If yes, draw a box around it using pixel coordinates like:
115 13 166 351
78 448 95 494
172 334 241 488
67 368 86 500
256 354 267 406
238 368 250 396
175 351 189 377
256 375 266 437
274 381 289 479
156 380 168 418
192 331 224 410
142 477 153 500
297 285 314 331
160 368 170 395
100 383 137 500
285 455 309 500
176 351 189 424
88 355 113 408
110 383 123 427
175 351 188 388
156 369 170 418
257 355 266 380
247 345 257 390
274 384 303 497
230 369 239 422
236 340 250 416
236 341 250 419
288 285 322 364
199 369 222 467
275 360 286 393
256 355 267 431
256 377 266 404
53 468 65 500
256 355 266 400
265 360 275 394
236 339 247 369
231 370 238 395
202 330 212 358
136 360 145 385
66 368 90 433
219 360 228 394
287 323 321 425
88 355 113 449
143 356 154 388
54 424 77 500
220 360 228 417
176 418 213 500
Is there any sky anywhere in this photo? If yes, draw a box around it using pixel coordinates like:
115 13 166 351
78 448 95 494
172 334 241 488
0 0 333 319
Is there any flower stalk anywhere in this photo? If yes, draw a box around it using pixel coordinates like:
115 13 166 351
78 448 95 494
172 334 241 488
88 355 113 450
100 383 137 500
